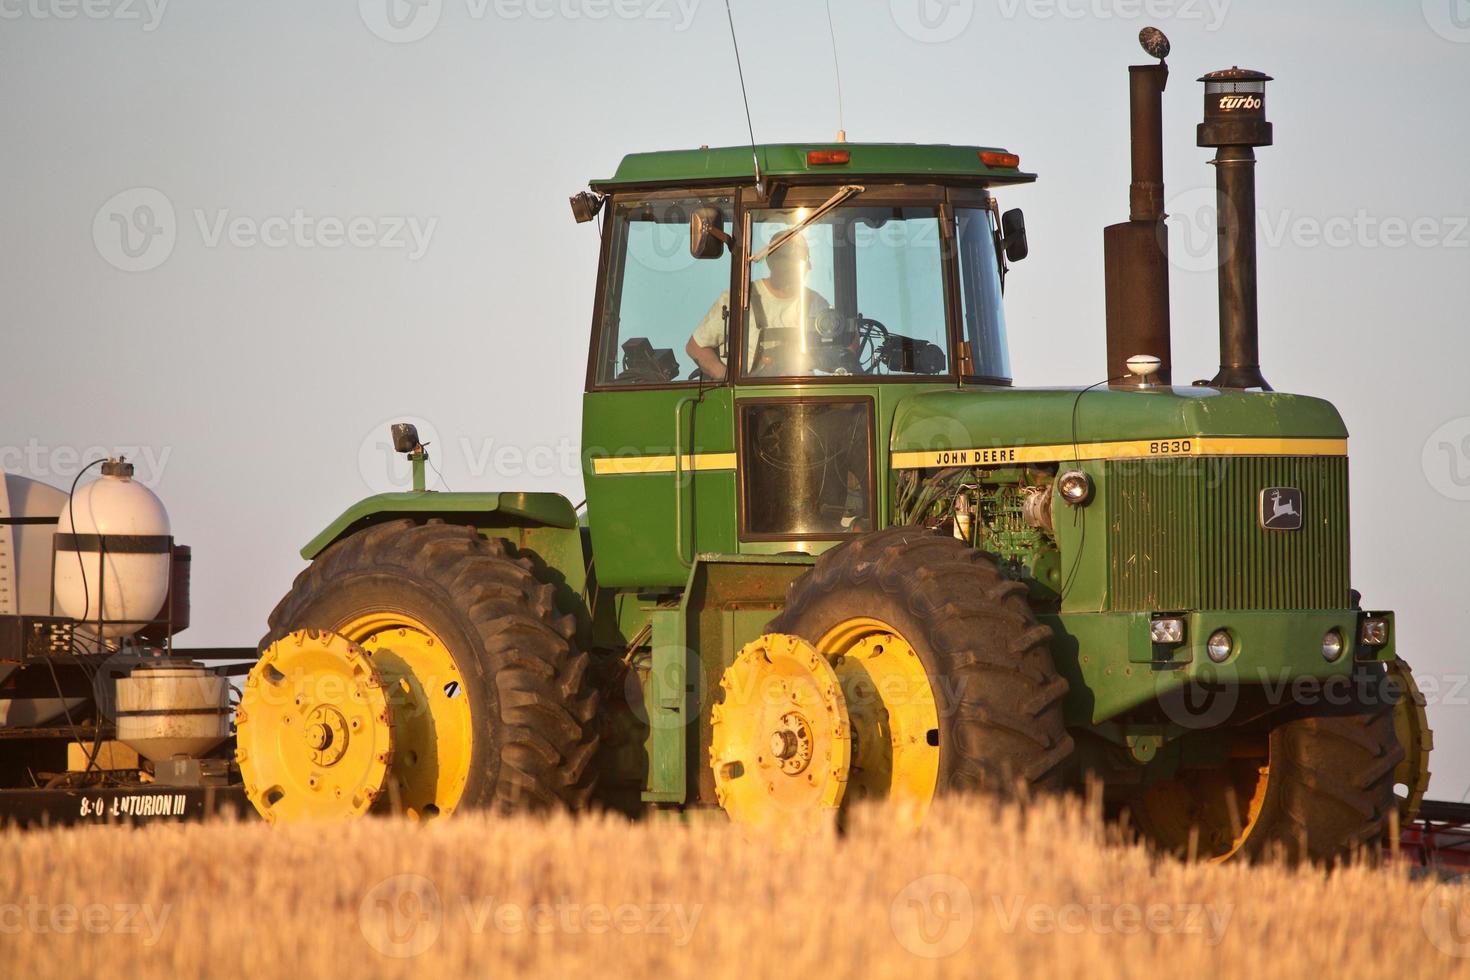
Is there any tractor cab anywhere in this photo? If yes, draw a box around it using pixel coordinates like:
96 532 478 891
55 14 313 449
577 143 1035 589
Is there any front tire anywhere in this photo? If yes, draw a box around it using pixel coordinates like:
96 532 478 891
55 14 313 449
766 526 1074 814
1130 678 1404 864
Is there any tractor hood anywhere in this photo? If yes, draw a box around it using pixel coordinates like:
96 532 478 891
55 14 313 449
888 385 1348 469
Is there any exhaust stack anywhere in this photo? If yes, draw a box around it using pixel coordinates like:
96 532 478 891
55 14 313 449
1103 28 1173 386
1199 66 1273 390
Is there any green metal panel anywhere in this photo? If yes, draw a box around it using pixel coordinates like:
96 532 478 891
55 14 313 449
582 387 737 588
642 606 689 803
297 489 592 637
889 385 1349 455
1044 608 1363 725
1198 456 1350 610
590 143 1037 191
1106 456 1350 611
301 490 579 559
634 555 812 807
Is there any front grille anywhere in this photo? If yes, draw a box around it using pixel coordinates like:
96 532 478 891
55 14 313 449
1106 456 1350 611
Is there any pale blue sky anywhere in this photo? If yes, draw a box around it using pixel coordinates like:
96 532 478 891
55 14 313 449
4 1 1469 794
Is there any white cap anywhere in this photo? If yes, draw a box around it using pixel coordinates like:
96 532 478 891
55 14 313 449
1126 354 1162 378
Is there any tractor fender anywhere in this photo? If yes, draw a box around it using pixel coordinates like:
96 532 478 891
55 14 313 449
300 491 591 633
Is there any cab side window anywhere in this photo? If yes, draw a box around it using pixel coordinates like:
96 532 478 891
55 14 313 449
593 194 734 386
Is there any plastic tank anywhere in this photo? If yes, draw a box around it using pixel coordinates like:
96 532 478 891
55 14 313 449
115 662 231 763
52 460 171 638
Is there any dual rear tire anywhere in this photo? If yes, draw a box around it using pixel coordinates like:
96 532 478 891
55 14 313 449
250 520 599 819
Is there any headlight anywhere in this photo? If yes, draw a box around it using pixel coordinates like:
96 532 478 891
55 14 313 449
1359 617 1389 647
1206 629 1233 663
1150 618 1185 645
1322 629 1345 662
1057 470 1094 506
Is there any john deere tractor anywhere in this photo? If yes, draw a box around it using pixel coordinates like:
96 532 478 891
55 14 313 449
234 33 1432 863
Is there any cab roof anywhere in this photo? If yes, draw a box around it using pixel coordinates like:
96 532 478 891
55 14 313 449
589 142 1037 192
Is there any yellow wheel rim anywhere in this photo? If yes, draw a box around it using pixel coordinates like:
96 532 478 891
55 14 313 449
339 611 474 820
816 617 941 826
1132 751 1272 862
709 634 851 835
1387 658 1434 826
236 629 394 823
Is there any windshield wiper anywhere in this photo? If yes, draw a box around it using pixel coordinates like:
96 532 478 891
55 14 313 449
749 184 865 264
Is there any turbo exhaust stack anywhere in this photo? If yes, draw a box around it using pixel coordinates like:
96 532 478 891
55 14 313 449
1104 28 1173 386
1199 67 1273 390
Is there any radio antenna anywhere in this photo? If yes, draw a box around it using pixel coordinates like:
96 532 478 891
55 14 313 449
723 0 763 195
825 0 846 142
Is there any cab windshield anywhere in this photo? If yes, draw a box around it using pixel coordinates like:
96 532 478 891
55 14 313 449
739 205 949 379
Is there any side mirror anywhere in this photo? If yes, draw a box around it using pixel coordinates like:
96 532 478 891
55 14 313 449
690 207 730 259
1001 208 1029 262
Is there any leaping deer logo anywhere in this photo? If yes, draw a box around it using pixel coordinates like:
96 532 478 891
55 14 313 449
1261 487 1303 530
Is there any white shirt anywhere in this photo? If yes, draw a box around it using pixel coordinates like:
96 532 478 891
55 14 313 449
691 279 831 372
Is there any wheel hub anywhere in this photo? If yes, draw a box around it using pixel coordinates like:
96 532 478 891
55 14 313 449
771 713 815 774
304 706 349 766
236 629 395 823
709 634 851 834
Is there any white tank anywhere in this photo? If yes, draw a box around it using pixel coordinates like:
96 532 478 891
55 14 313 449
115 663 231 762
1 473 81 727
52 460 171 638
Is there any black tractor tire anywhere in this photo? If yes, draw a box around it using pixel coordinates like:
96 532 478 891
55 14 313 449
260 519 599 813
1240 702 1404 864
766 526 1074 797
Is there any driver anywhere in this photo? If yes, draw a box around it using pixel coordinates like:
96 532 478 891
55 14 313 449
685 232 830 381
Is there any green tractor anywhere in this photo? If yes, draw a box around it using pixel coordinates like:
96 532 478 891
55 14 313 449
234 35 1431 863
